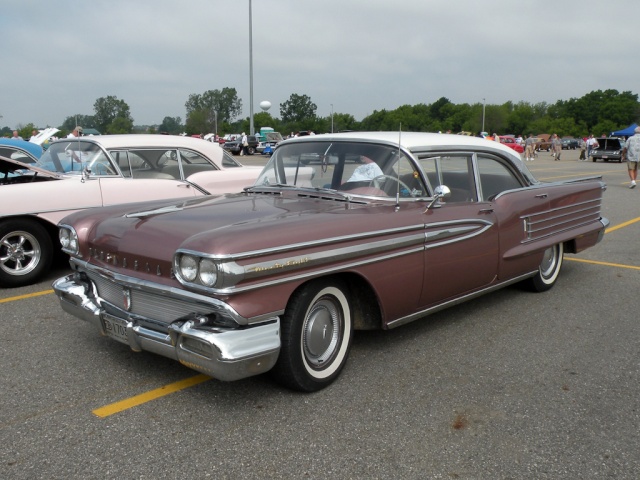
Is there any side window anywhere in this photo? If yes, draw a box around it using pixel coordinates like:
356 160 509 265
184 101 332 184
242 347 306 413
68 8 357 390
0 146 33 164
109 150 131 177
157 150 180 178
178 149 217 177
418 154 476 202
86 149 116 176
221 151 241 168
477 155 523 201
61 142 113 175
115 149 180 180
385 154 428 197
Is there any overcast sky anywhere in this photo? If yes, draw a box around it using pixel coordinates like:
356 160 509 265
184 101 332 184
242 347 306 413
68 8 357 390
2 0 638 130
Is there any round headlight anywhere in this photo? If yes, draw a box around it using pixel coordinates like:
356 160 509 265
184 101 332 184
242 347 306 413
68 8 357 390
179 254 198 282
198 258 218 287
59 229 70 248
68 234 78 252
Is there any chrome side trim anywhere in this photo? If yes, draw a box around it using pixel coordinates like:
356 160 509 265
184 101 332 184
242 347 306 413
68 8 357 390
522 198 603 241
386 272 535 329
178 229 427 294
424 219 493 249
179 219 494 294
181 224 427 261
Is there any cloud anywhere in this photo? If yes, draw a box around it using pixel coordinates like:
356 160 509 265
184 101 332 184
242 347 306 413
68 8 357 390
1 0 637 129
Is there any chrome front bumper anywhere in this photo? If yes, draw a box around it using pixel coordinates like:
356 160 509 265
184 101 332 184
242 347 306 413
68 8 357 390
53 274 281 382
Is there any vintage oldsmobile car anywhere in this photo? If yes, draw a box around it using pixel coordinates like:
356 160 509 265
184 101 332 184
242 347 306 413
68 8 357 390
53 132 608 392
0 135 261 287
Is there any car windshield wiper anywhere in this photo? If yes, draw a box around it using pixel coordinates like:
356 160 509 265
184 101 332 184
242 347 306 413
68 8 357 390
246 184 370 203
244 183 298 193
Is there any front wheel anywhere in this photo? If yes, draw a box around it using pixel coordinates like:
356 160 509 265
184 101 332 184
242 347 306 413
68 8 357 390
524 243 564 292
271 278 354 392
0 219 53 288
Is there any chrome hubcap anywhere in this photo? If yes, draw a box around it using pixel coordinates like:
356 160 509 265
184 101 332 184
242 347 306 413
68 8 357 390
303 297 341 368
0 231 40 275
540 246 557 278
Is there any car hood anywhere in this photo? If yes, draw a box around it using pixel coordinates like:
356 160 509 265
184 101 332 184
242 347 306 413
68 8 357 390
0 154 62 178
29 127 60 146
265 132 283 142
65 192 399 280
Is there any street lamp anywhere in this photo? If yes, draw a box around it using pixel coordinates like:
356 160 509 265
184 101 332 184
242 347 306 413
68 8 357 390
330 104 334 133
248 0 254 135
482 98 486 134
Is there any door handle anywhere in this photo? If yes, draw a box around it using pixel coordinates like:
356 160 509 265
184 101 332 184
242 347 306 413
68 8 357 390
535 193 548 198
479 208 494 214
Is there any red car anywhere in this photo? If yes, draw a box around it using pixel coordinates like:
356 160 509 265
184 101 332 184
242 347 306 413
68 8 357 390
498 136 524 153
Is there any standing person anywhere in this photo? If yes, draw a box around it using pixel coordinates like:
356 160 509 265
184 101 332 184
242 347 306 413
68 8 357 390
552 134 562 161
493 133 500 142
29 129 38 141
67 126 82 138
622 126 640 188
240 132 248 156
524 134 535 161
586 134 599 158
578 137 587 161
12 130 23 140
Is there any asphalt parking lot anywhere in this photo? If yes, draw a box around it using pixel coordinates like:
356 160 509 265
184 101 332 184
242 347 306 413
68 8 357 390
1 148 639 479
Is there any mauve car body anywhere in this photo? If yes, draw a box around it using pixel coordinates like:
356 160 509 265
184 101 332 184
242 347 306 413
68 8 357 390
53 132 608 391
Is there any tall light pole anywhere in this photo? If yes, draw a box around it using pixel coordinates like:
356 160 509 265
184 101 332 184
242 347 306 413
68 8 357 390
330 104 334 133
482 98 486 134
248 0 254 135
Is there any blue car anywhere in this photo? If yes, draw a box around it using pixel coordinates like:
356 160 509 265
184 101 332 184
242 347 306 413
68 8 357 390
0 138 44 164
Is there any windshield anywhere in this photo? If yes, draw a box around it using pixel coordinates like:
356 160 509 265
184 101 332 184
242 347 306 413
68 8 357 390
36 140 116 175
254 140 428 198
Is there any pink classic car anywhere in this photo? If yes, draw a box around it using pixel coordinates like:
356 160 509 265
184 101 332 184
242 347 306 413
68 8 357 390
53 132 608 391
0 135 261 287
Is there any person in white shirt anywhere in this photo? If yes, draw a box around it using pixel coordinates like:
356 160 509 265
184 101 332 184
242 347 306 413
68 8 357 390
348 156 384 182
67 126 83 138
622 126 640 188
586 134 599 158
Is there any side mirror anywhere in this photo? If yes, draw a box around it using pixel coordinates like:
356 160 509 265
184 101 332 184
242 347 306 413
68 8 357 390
425 185 451 210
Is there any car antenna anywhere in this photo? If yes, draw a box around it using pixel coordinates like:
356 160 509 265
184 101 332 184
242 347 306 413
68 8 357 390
395 124 402 211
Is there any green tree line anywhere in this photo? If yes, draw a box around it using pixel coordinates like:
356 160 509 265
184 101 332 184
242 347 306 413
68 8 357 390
4 88 639 140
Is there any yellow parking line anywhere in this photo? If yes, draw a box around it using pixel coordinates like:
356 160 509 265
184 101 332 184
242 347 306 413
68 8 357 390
93 374 211 418
566 257 640 271
0 289 53 303
605 216 640 233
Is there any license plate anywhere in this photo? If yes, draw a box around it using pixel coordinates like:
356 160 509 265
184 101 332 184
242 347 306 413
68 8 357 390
602 155 608 159
102 314 130 345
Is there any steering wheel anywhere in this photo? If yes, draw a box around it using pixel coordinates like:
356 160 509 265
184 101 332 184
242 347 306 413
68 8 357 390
372 175 414 196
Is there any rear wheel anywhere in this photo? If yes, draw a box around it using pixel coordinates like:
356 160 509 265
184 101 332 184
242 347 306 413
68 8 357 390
0 219 53 288
524 243 564 292
271 278 353 392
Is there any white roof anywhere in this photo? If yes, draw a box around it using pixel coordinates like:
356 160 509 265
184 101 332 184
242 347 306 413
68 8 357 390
51 134 227 163
284 131 519 158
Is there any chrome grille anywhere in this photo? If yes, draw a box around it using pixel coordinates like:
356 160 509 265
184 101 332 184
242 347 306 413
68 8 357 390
87 271 208 325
